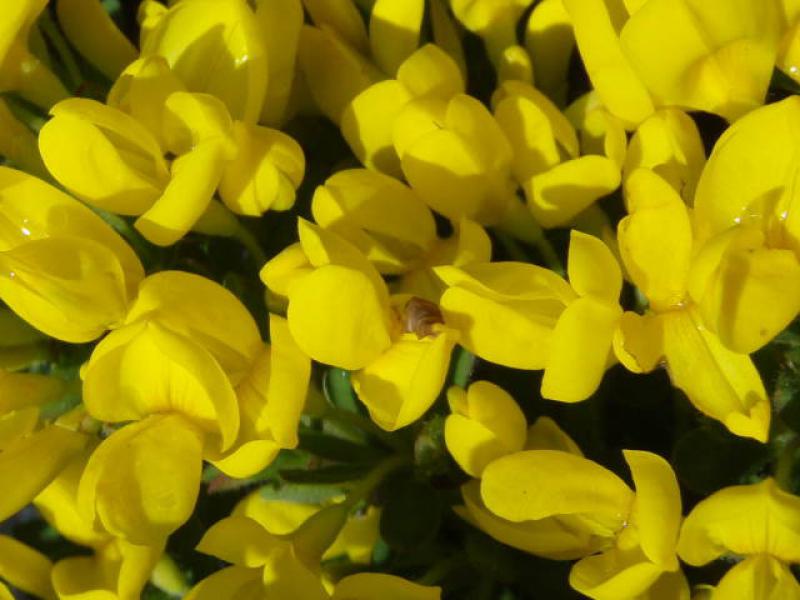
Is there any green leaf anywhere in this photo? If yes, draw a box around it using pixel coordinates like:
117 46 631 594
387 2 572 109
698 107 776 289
298 430 383 463
259 481 347 505
280 463 374 484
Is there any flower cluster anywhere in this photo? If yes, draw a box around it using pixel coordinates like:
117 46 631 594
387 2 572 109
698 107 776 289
3 0 800 599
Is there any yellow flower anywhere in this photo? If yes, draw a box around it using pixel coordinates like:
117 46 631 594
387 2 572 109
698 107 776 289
329 573 441 600
779 0 800 83
0 535 55 600
449 0 535 81
691 96 800 354
395 93 518 226
138 0 268 123
262 219 456 430
524 0 575 105
56 0 138 81
188 504 440 600
212 314 312 479
456 416 605 560
39 88 303 245
0 98 47 178
0 0 69 110
298 0 465 130
444 381 528 478
0 370 87 523
493 80 621 228
564 0 781 125
255 0 304 126
678 478 800 599
233 490 381 565
437 229 622 402
0 168 144 343
35 449 163 600
482 448 684 599
623 107 706 204
341 43 465 176
79 271 308 542
565 91 628 172
311 168 491 300
0 308 48 370
615 169 770 442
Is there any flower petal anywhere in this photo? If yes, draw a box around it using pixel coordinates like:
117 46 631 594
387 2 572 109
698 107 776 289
541 296 621 403
481 450 633 531
219 122 304 216
0 535 55 599
444 381 527 477
297 25 378 124
612 311 664 374
563 0 654 127
712 555 800 600
353 329 456 430
677 478 800 566
197 515 283 568
311 169 437 274
693 96 800 244
341 80 412 177
332 573 440 600
135 141 228 246
459 480 599 561
83 322 240 450
0 425 87 522
78 414 204 545
569 546 665 600
619 0 780 122
57 0 138 80
0 237 130 343
525 155 620 228
141 0 268 122
184 566 264 600
288 264 393 370
369 0 425 75
39 99 167 214
624 108 705 203
568 230 622 303
689 226 800 354
124 270 262 382
623 450 681 570
525 416 583 455
618 169 693 311
661 308 770 442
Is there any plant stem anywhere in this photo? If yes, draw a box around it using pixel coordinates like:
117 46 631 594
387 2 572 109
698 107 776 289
322 406 407 453
38 14 83 92
775 433 799 491
416 553 465 586
344 453 408 507
451 347 476 389
233 222 267 265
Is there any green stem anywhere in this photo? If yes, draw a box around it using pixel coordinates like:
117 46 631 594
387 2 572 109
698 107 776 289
234 222 267 265
150 554 189 597
494 203 564 275
451 347 476 389
494 231 529 262
292 454 408 563
416 553 465 586
38 14 83 91
323 405 407 453
775 433 800 491
344 453 408 507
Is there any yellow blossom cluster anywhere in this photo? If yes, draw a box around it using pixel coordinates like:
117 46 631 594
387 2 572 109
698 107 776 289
2 0 800 599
